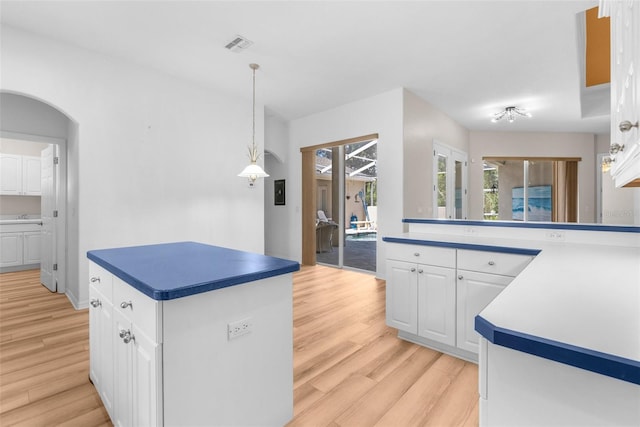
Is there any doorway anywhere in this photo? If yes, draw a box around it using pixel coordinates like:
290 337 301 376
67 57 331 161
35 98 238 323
300 133 378 272
0 132 67 293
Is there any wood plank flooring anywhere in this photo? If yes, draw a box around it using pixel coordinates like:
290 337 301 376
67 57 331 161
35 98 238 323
0 266 478 426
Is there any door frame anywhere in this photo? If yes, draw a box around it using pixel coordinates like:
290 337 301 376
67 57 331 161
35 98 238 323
300 133 378 265
0 130 67 293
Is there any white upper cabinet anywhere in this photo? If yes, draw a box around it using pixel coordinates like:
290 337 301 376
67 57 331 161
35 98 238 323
602 0 640 187
0 154 41 195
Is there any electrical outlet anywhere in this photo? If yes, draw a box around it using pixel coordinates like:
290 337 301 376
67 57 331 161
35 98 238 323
545 231 565 241
228 317 253 340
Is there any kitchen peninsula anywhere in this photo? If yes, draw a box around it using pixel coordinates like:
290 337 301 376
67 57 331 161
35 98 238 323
86 241 299 427
384 219 640 426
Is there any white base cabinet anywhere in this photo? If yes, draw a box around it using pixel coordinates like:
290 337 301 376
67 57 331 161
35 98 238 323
89 260 293 426
385 243 532 359
0 224 41 269
479 338 640 426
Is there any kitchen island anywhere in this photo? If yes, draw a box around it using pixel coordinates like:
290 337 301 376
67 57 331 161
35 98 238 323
87 241 299 427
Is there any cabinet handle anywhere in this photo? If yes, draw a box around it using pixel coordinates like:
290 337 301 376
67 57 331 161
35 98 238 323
610 143 625 155
119 329 134 344
410 268 416 272
90 299 101 308
488 261 495 266
418 269 424 274
413 252 420 257
120 301 133 310
458 275 464 280
619 120 638 133
90 277 100 283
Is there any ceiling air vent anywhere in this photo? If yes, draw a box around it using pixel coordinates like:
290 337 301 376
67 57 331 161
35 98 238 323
225 35 253 53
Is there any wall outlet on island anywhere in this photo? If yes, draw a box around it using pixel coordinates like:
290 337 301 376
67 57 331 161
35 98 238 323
228 317 253 340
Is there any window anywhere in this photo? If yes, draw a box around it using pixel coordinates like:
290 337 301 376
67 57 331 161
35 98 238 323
433 141 467 219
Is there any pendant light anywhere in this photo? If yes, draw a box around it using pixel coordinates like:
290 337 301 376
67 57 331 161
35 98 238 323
238 63 269 186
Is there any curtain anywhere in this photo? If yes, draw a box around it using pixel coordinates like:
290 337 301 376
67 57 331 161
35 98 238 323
553 161 578 222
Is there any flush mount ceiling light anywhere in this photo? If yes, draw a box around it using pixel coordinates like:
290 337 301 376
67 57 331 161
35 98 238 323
491 106 532 123
238 63 269 187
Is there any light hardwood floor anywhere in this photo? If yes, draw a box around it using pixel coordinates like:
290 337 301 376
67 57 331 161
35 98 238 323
0 266 478 426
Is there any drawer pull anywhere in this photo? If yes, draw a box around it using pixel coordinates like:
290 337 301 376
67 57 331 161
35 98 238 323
458 275 464 280
120 301 133 310
418 269 424 274
90 277 100 283
413 252 420 257
410 268 416 273
488 261 495 266
90 298 101 308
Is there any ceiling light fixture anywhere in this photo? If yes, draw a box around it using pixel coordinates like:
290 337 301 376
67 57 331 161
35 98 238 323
238 63 269 187
491 106 532 123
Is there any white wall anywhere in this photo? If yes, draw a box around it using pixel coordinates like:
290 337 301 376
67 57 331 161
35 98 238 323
286 88 404 279
403 90 470 218
264 114 291 259
469 131 597 223
1 26 265 308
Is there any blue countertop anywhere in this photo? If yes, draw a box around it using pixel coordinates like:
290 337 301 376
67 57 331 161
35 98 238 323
87 242 300 301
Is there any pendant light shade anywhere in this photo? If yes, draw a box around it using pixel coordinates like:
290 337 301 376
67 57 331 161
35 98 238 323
238 63 269 185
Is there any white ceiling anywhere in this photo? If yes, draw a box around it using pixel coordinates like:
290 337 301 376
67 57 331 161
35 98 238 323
0 0 609 133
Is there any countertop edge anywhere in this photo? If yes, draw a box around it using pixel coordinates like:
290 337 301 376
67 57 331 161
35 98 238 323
87 248 300 301
382 236 541 256
401 218 640 233
475 315 640 386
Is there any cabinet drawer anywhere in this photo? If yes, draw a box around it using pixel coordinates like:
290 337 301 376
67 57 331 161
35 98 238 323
386 243 455 268
113 277 160 342
457 250 532 277
89 262 113 303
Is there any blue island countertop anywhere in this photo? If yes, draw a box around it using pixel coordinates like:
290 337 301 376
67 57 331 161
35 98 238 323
87 242 300 301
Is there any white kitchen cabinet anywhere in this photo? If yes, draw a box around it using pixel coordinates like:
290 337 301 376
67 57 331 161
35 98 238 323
601 0 640 187
89 263 160 427
23 231 41 264
0 225 42 269
456 271 512 353
0 154 21 195
417 264 456 346
0 232 23 267
385 242 532 360
386 260 418 333
0 154 41 195
89 263 114 418
88 245 296 426
112 276 161 427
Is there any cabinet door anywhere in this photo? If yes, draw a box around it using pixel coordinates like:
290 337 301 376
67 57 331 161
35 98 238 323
0 154 22 195
0 232 23 267
417 264 456 346
89 285 114 418
113 309 133 427
456 270 513 353
23 231 41 264
22 156 41 195
385 260 418 334
608 0 640 186
132 328 161 427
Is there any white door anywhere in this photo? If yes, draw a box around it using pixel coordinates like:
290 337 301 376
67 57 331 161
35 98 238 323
40 145 56 291
433 141 468 219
